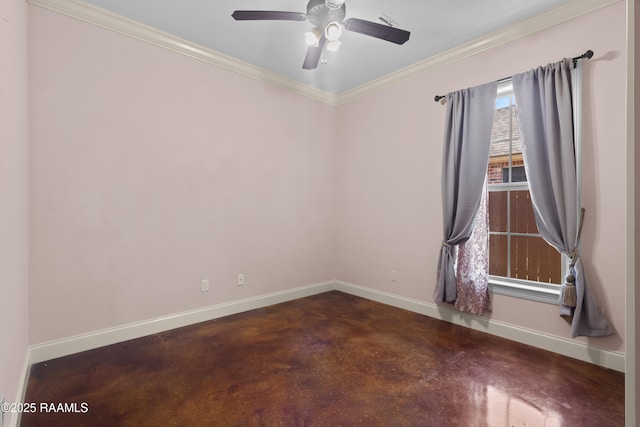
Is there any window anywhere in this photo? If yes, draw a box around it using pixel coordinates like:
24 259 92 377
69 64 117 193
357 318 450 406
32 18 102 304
502 166 526 183
486 82 564 304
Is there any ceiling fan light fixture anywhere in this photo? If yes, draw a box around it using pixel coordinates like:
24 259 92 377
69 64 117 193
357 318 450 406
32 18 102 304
324 21 342 42
326 40 341 52
305 27 323 46
325 0 345 11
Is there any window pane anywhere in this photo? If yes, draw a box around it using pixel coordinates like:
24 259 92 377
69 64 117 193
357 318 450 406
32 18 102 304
502 165 527 183
510 190 537 234
510 236 562 283
487 83 563 286
488 161 505 184
491 104 518 141
489 234 508 277
495 95 511 109
511 136 522 156
488 191 507 232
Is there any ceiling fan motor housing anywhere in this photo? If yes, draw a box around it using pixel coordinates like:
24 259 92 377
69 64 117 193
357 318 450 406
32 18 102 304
307 0 346 28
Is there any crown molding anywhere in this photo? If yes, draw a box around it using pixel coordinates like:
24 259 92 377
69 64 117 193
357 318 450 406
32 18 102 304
29 0 620 106
27 0 338 105
334 0 621 105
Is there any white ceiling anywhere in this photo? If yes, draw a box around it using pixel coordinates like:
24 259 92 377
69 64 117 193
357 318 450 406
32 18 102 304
65 0 591 95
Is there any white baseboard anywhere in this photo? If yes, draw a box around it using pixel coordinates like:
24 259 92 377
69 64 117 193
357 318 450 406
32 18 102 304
29 279 624 373
9 348 31 427
334 280 625 372
29 281 334 364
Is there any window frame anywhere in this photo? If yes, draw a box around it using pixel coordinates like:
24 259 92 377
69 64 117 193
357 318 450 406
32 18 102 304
487 81 566 305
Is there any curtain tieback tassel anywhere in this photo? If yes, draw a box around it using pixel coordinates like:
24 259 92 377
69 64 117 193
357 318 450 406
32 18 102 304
560 208 585 308
560 273 577 307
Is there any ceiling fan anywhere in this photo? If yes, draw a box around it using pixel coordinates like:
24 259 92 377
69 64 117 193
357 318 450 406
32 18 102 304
231 0 411 70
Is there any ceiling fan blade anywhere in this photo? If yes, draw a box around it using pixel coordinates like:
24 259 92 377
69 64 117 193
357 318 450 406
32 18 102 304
302 37 326 70
231 10 307 21
343 18 410 45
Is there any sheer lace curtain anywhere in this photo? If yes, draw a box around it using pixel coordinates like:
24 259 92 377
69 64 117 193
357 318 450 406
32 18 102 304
455 180 491 315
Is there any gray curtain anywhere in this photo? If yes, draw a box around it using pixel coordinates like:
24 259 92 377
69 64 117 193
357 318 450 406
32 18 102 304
435 82 497 303
512 58 613 337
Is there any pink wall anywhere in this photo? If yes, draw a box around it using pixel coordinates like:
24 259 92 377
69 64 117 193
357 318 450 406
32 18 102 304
334 2 627 353
0 0 30 413
29 7 336 343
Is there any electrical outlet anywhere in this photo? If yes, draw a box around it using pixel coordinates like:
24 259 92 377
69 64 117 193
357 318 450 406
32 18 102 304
201 279 209 292
237 273 245 286
391 270 398 283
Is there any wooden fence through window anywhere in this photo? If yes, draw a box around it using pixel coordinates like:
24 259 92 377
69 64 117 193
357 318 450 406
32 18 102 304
488 190 562 284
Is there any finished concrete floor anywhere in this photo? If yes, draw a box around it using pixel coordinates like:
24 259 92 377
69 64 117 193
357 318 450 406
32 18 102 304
22 291 624 426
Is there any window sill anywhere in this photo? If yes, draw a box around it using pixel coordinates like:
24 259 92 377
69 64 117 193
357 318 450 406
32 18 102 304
489 276 560 305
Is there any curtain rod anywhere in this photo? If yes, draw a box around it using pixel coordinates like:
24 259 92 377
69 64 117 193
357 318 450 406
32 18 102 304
433 49 593 102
